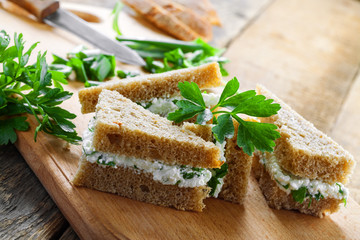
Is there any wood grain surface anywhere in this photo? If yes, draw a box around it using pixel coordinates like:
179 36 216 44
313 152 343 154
224 0 360 201
1 0 360 239
0 145 69 239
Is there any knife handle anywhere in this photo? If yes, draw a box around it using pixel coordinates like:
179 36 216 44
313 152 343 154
8 0 59 21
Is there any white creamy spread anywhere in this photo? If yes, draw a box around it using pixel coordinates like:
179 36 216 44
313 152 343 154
139 93 220 117
83 119 214 188
257 151 348 200
212 176 224 198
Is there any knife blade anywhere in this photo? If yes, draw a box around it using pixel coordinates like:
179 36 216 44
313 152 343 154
8 0 146 66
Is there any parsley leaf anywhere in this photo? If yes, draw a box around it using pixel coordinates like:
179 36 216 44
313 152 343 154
291 186 307 204
167 100 205 123
336 183 344 195
50 46 116 87
212 113 234 143
208 163 228 196
236 119 279 154
0 117 29 145
178 81 206 107
0 30 81 145
116 69 140 79
167 78 281 155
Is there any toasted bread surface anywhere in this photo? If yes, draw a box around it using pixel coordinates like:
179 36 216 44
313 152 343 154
256 84 355 184
79 62 222 114
93 89 222 168
73 157 210 212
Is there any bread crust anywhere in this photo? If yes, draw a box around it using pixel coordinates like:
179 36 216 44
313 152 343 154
256 84 355 184
79 62 222 114
172 0 221 26
150 0 213 41
73 157 210 212
252 153 342 218
219 121 252 204
123 0 200 41
93 89 222 169
182 122 253 204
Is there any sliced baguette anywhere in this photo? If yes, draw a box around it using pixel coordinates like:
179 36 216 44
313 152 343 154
73 157 210 212
252 153 342 218
256 84 355 184
182 121 253 204
151 0 212 41
172 0 221 26
79 62 222 114
93 89 222 168
123 0 200 41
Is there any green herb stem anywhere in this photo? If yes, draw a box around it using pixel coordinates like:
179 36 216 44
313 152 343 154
3 88 42 123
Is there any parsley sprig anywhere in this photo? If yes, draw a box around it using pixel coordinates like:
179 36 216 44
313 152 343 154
51 46 116 87
0 30 81 145
116 37 229 76
167 77 281 155
208 163 228 196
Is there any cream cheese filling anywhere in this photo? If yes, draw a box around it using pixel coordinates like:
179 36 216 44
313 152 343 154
138 92 220 117
82 118 227 189
257 151 348 201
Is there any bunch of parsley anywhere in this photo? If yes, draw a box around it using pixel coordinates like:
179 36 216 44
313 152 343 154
51 46 117 87
0 30 81 145
167 77 281 156
116 37 229 76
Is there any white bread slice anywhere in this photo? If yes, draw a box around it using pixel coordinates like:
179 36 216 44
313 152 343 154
79 62 222 114
73 157 210 212
182 121 253 204
256 85 355 184
93 89 222 169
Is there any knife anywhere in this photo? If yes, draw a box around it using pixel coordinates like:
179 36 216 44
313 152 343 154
8 0 146 66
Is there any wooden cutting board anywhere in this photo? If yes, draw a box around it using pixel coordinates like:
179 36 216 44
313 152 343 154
1 1 360 239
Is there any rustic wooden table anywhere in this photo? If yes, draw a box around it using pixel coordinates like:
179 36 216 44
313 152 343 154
1 0 360 239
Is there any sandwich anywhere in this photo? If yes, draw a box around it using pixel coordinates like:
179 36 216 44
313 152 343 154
79 62 222 114
73 89 223 211
252 85 355 217
78 63 253 204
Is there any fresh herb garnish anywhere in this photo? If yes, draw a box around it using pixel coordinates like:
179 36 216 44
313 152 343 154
208 163 228 196
0 30 80 145
314 192 324 201
167 78 281 155
111 2 124 36
180 165 204 179
275 179 290 190
336 183 344 195
116 37 229 76
51 46 116 87
96 155 116 167
291 186 307 204
117 69 140 79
